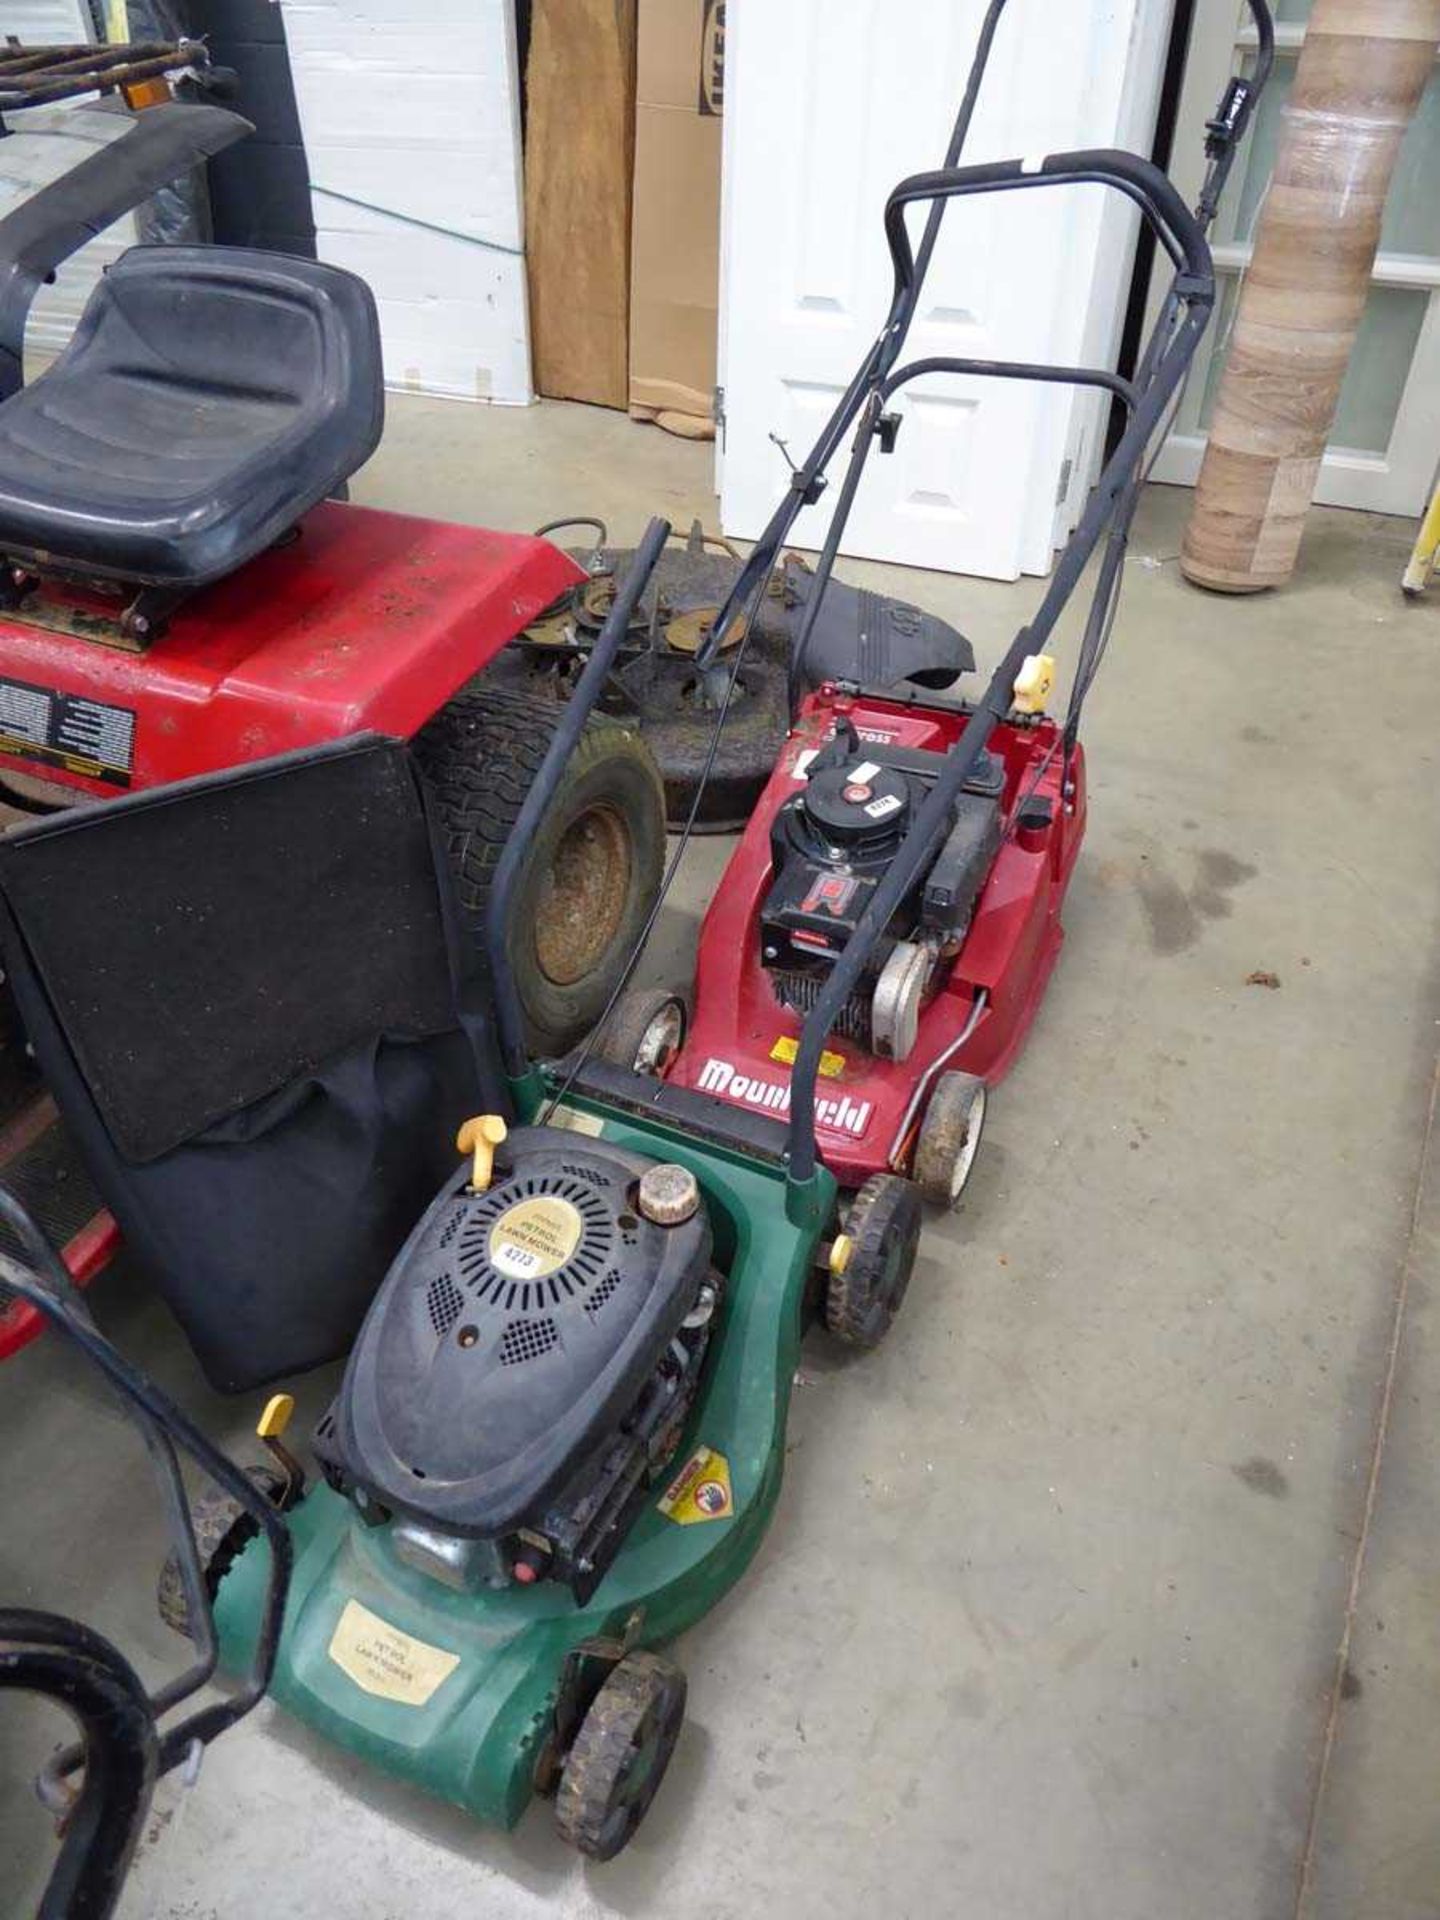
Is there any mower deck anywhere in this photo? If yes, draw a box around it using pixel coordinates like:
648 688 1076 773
213 1090 834 1829
0 503 581 798
664 687 1086 1187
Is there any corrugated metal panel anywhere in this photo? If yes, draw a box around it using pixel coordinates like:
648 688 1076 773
0 104 139 367
5 2 93 42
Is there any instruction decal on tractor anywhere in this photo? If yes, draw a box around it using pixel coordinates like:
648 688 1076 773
327 1599 460 1707
0 674 135 788
489 1196 584 1280
658 1445 733 1524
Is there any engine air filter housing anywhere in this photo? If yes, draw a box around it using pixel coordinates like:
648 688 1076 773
321 1128 712 1536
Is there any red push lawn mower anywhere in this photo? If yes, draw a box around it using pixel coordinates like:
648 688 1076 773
0 71 665 1359
593 1 1276 1231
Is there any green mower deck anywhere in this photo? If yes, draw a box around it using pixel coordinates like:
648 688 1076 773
213 1088 835 1833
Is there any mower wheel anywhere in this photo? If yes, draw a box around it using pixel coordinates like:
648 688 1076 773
156 1466 286 1641
825 1173 922 1350
593 985 690 1076
912 1071 987 1208
553 1649 687 1860
412 688 666 1057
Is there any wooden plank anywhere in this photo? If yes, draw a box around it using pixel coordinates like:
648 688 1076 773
524 0 637 410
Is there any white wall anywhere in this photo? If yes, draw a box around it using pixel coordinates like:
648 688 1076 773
280 0 532 405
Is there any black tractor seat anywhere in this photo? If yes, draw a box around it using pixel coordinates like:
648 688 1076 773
0 244 383 590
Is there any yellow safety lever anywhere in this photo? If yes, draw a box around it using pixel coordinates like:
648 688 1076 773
255 1392 304 1502
1012 652 1056 715
456 1113 508 1192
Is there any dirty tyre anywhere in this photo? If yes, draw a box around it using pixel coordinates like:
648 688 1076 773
913 1071 987 1208
413 689 666 1057
554 1650 687 1860
156 1467 286 1640
825 1173 922 1350
593 985 690 1076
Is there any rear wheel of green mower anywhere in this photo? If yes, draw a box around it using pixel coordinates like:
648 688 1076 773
412 688 666 1058
553 1650 687 1860
825 1173 922 1349
156 1466 286 1641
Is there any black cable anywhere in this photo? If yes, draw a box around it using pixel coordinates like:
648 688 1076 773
533 516 608 549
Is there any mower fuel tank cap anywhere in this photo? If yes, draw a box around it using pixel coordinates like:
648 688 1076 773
802 762 912 851
637 1162 700 1226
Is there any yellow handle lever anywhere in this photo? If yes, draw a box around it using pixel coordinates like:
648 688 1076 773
456 1114 508 1192
257 1392 294 1441
1012 652 1056 715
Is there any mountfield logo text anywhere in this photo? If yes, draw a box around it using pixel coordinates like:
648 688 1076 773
697 1057 871 1138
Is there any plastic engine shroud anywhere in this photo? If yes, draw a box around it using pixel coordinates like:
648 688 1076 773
320 1128 712 1537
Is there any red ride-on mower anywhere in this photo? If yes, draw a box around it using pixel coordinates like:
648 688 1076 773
0 98 665 1357
595 0 1274 1237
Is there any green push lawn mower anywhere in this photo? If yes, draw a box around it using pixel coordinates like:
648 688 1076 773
170 515 902 1859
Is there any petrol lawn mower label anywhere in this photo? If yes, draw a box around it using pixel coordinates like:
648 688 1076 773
489 1196 583 1281
0 674 135 788
327 1599 460 1707
658 1445 733 1523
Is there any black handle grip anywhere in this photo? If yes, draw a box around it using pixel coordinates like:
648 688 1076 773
884 148 1212 306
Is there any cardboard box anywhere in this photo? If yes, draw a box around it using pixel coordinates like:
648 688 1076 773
629 0 724 427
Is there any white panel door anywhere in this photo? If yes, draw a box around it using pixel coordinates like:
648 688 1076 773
719 0 1175 581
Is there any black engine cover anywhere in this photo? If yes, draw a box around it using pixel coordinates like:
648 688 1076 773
320 1128 711 1537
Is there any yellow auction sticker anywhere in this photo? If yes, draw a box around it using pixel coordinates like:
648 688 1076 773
658 1446 734 1525
327 1598 460 1707
770 1033 846 1079
489 1195 583 1280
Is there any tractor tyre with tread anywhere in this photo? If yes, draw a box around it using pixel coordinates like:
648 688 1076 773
413 688 666 1058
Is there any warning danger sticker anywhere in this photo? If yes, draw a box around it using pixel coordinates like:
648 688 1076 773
0 675 135 788
327 1598 460 1707
658 1445 734 1525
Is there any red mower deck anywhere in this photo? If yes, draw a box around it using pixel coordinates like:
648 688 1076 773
666 686 1085 1189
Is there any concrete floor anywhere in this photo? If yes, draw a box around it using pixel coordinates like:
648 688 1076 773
4 395 1439 1919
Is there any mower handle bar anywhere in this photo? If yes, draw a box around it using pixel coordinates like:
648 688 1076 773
883 149 1211 314
0 1610 158 1920
696 0 1274 672
0 1214 292 1780
782 278 1215 1182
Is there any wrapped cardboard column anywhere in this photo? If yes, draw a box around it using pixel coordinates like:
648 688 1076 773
1181 0 1440 592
